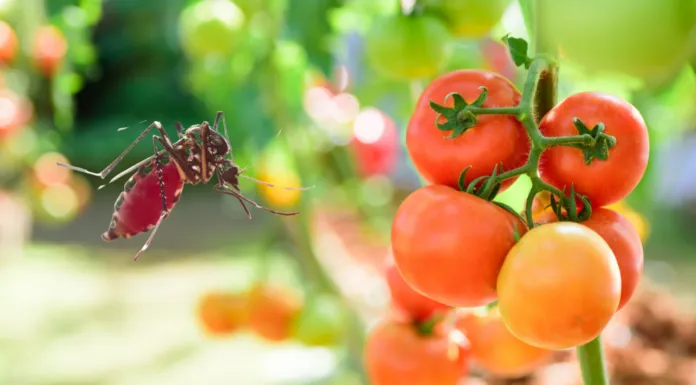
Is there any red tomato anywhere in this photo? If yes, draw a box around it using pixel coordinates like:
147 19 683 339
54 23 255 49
197 291 248 335
457 310 553 378
0 21 18 64
32 26 68 77
246 284 302 342
407 70 529 190
497 222 621 350
391 185 527 307
0 89 33 140
480 37 517 82
539 92 649 207
350 108 399 178
537 208 643 311
385 263 451 322
365 318 468 385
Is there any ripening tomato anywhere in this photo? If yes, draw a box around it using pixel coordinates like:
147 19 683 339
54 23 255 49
350 108 399 178
539 92 649 207
365 318 468 385
197 291 248 335
392 185 527 307
480 37 517 83
426 0 511 38
537 0 696 81
365 13 451 80
607 200 650 243
497 222 621 350
457 309 553 378
385 263 452 322
179 0 245 58
0 90 33 140
246 284 302 342
407 70 529 190
0 21 18 64
32 25 68 77
537 208 643 311
291 294 348 347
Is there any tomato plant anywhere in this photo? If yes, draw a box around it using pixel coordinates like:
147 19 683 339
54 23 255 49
457 309 553 378
291 293 348 347
32 25 68 77
392 185 526 307
497 222 621 350
246 284 302 342
350 108 399 178
385 263 451 322
537 0 696 81
539 92 649 207
537 208 644 311
365 13 450 80
0 21 17 64
179 0 245 59
197 291 248 335
426 0 511 38
407 70 529 190
365 318 468 385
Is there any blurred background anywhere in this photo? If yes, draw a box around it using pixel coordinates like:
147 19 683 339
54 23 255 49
0 0 695 384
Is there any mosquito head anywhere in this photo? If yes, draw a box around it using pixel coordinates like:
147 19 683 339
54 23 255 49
220 161 240 187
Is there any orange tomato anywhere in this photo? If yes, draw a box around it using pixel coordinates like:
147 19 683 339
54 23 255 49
391 185 527 307
32 25 68 77
497 222 621 350
365 318 468 385
457 309 553 378
197 291 248 335
0 21 18 64
537 208 643 311
246 284 302 342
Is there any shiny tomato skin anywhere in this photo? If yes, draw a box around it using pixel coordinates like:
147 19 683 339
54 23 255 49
385 263 451 322
407 70 529 190
497 222 621 350
457 310 553 378
391 185 527 308
539 92 649 207
365 318 468 385
0 21 18 64
537 208 643 311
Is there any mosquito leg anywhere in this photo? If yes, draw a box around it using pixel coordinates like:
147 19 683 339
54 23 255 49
175 122 186 138
239 174 315 191
132 212 168 262
214 168 251 219
215 185 300 217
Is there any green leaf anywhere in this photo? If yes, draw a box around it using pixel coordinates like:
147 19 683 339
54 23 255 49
502 35 532 69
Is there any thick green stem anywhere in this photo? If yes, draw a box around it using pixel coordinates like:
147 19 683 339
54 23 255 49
467 107 521 115
577 336 610 385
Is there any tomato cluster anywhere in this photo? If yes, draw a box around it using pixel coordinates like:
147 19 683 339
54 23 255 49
369 57 650 382
197 283 348 347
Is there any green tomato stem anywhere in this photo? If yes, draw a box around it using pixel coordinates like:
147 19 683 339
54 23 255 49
467 107 521 115
577 336 610 385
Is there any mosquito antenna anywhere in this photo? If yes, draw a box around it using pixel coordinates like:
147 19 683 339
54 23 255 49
240 174 315 191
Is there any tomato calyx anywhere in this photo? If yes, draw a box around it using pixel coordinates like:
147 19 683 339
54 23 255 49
429 87 489 139
567 118 617 165
547 187 592 222
413 313 446 337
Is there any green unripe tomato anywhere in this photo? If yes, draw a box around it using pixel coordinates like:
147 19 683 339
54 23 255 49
291 294 348 347
365 13 451 80
537 0 696 81
179 0 245 59
426 0 511 38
